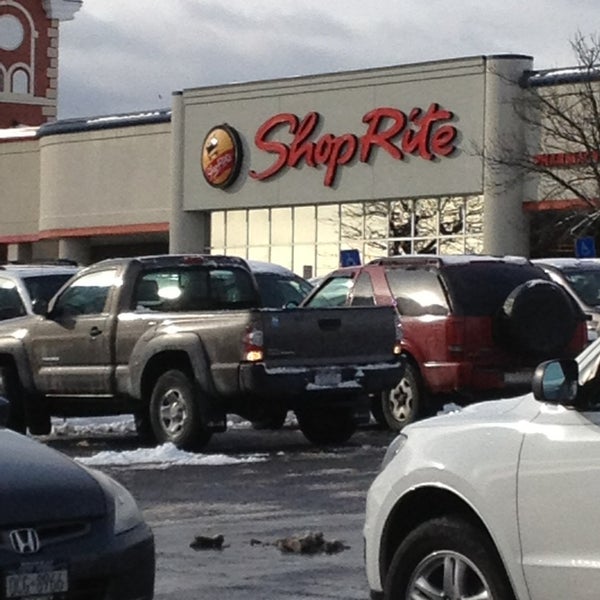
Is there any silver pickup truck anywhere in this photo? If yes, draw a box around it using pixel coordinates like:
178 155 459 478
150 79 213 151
0 254 403 450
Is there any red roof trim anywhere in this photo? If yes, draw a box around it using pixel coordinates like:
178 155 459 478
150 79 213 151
0 222 169 244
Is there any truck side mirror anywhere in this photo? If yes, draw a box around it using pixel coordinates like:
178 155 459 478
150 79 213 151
32 298 49 315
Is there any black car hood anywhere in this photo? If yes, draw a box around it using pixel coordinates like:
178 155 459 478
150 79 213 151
0 429 106 526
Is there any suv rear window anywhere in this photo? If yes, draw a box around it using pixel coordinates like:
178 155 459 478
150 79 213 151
385 268 449 316
441 262 548 316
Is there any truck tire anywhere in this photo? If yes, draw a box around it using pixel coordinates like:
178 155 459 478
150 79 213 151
0 366 25 433
378 362 423 431
295 406 357 445
150 369 212 451
383 517 514 600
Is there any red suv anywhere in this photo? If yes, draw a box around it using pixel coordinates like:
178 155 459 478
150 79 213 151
302 255 588 429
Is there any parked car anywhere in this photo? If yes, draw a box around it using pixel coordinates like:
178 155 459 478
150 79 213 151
0 397 155 599
0 262 79 321
364 335 600 600
533 257 600 343
247 260 314 308
302 254 588 430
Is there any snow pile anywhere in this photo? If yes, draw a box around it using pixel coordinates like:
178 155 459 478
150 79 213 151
76 442 268 468
51 416 136 436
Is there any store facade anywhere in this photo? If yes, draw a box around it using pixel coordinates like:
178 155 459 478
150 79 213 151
1 53 553 274
170 54 533 277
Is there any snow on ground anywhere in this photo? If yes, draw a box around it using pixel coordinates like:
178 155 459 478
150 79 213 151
49 414 292 468
77 442 268 469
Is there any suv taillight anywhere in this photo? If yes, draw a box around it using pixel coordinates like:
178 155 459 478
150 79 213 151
446 316 465 357
243 325 264 362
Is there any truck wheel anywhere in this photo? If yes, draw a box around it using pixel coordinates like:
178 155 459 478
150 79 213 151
0 366 25 433
380 362 423 431
295 406 357 445
383 517 514 600
150 369 212 451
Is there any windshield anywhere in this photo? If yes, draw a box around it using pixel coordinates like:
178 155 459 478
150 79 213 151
23 274 74 304
253 272 313 308
560 268 600 307
303 275 354 308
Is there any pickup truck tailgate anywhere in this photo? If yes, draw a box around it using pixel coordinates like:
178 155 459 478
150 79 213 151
261 306 399 365
239 306 403 397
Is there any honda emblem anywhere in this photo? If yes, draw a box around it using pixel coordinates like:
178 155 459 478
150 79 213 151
9 529 40 554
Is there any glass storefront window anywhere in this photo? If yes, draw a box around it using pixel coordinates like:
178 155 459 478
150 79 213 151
210 195 484 277
271 208 292 245
211 212 225 248
225 210 247 250
294 206 316 244
249 209 269 247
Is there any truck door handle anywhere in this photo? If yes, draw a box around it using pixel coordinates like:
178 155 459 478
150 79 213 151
318 318 341 331
89 326 102 338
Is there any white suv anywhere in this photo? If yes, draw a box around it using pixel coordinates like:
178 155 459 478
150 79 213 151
364 336 600 600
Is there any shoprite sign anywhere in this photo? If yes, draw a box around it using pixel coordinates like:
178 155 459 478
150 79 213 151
249 103 458 187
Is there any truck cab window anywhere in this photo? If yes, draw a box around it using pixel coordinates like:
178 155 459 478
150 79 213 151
53 269 118 316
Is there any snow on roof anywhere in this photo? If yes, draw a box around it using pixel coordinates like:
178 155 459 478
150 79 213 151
37 108 171 137
0 126 39 140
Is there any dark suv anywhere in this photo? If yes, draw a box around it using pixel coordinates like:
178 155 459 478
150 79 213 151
302 255 588 429
0 263 79 321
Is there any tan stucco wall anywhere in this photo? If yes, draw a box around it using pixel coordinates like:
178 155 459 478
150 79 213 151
0 139 40 237
38 121 171 232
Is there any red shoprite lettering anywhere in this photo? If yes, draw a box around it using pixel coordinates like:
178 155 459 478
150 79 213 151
249 104 458 187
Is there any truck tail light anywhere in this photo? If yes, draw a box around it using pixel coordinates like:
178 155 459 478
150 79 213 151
243 326 264 362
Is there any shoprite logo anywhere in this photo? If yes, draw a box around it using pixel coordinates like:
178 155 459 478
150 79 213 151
201 124 243 188
249 104 458 187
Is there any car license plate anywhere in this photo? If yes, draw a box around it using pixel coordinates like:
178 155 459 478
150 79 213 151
5 568 68 598
314 370 342 387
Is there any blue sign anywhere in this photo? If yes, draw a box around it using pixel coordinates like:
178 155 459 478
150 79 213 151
340 249 361 267
575 236 596 258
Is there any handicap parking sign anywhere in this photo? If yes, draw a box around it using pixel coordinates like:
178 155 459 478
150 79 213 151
339 249 361 267
575 237 596 258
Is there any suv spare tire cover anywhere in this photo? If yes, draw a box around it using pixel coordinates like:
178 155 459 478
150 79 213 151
496 279 579 357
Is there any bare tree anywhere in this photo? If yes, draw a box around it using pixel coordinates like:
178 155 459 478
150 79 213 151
487 32 600 255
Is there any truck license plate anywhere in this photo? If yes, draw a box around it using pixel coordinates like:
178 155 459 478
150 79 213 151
314 370 342 387
5 568 68 598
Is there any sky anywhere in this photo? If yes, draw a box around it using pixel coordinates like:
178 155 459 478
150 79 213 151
56 0 599 120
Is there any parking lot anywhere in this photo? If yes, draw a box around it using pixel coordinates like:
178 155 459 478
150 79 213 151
45 419 396 599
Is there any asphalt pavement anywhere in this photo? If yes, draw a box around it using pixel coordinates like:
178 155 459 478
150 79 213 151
47 421 397 599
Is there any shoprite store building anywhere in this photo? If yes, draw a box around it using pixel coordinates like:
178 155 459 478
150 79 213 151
0 46 588 275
